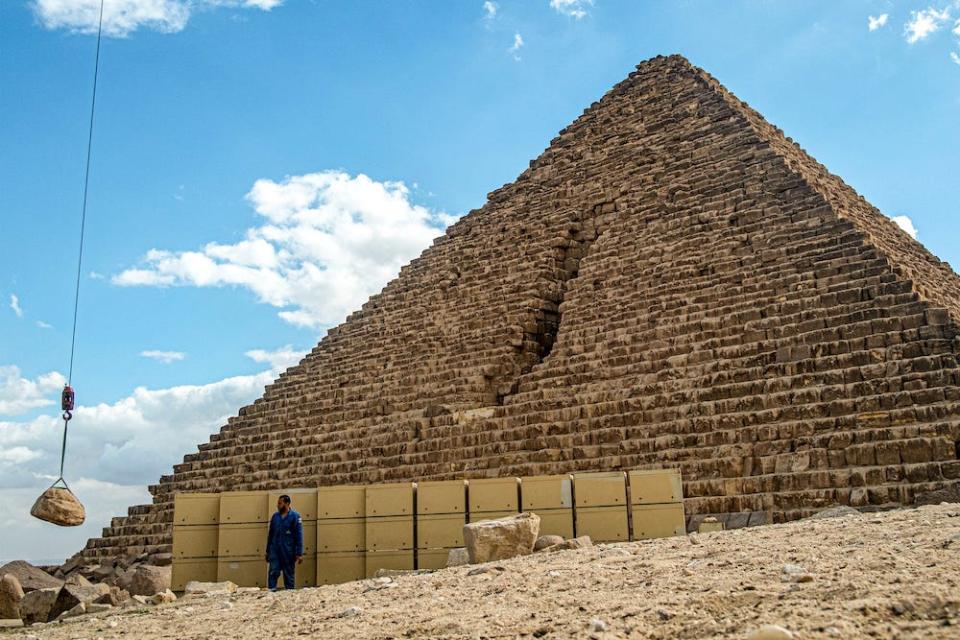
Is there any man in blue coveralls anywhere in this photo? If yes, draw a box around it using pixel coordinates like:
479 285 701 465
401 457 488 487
265 494 303 590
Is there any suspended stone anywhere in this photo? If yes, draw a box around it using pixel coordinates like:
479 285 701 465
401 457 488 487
30 486 85 527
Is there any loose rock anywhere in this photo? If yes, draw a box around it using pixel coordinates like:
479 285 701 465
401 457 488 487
18 587 59 625
29 486 85 527
534 535 564 552
747 624 794 640
128 565 171 597
0 562 62 593
463 512 540 564
338 606 362 618
184 581 237 595
0 573 24 619
446 548 470 567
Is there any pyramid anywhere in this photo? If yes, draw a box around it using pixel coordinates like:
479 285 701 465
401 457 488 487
81 55 960 561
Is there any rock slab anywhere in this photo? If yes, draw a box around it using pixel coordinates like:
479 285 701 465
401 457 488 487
19 587 59 625
128 565 171 596
0 574 24 619
29 487 85 527
463 512 540 564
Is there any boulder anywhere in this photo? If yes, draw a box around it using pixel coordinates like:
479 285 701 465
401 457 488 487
94 586 129 607
0 562 62 593
545 535 593 552
151 589 176 605
114 566 136 591
19 587 59 625
463 512 540 564
128 565 171 596
49 581 110 620
148 553 173 567
183 581 237 595
0 574 24 619
64 573 93 588
446 548 470 568
57 601 86 620
534 535 564 552
29 486 85 527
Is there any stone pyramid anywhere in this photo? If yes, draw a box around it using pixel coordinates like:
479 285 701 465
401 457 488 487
82 54 960 561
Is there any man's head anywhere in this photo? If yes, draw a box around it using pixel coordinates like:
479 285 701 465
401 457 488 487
277 494 291 514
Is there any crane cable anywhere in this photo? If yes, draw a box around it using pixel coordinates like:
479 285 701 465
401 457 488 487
55 0 105 488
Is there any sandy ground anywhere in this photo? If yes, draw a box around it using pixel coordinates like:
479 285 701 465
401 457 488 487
5 504 960 639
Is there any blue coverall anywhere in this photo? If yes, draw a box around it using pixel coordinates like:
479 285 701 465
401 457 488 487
266 508 304 590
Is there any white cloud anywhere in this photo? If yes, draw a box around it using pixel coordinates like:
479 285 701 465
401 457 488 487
483 1 497 19
0 349 298 563
114 171 456 330
0 366 66 416
952 51 960 64
955 17 960 35
35 321 53 329
140 350 186 364
868 14 888 31
509 31 524 60
904 7 950 44
31 0 282 38
9 294 23 318
550 0 592 19
244 345 306 371
891 215 919 239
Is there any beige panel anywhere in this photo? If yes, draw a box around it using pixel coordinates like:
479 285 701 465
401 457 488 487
574 472 627 508
576 505 629 543
417 548 452 571
532 508 574 539
698 521 724 533
218 523 268 557
628 469 683 505
301 521 316 555
364 550 414 578
173 525 218 559
219 491 269 524
365 483 414 517
416 514 466 549
172 558 217 591
217 556 268 588
520 475 573 510
296 555 317 588
269 488 318 521
318 485 365 519
317 518 365 552
173 493 220 526
631 503 686 540
417 480 467 515
468 478 519 513
366 515 414 551
468 510 518 523
317 552 365 585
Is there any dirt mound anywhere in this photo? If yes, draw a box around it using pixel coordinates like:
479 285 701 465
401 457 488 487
12 504 960 639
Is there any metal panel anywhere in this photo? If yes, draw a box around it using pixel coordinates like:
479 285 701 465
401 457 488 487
576 505 629 543
631 503 686 540
301 521 316 555
520 475 573 510
698 521 724 533
468 510 518 523
318 485 365 519
468 478 519 513
417 548 451 571
173 493 220 525
172 558 217 591
317 518 365 552
628 469 683 505
217 556 268 588
269 489 318 521
218 523 268 557
365 483 414 517
532 508 574 539
364 550 414 578
416 514 465 549
573 472 626 508
296 555 317 588
365 515 414 551
219 491 269 524
417 480 466 515
317 552 365 585
172 525 218 559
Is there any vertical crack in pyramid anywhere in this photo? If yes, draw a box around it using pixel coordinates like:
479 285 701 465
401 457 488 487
79 55 960 564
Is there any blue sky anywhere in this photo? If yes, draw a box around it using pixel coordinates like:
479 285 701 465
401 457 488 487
2 0 959 563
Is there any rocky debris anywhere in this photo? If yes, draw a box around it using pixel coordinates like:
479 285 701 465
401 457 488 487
94 586 129 607
57 601 86 620
338 606 362 618
29 486 85 527
445 548 469 567
914 484 960 506
149 553 173 567
0 573 24 619
747 624 794 640
0 561 62 593
780 564 813 583
132 595 152 605
544 536 593 552
466 565 506 577
589 619 608 632
808 506 861 520
151 589 177 605
128 565 171 596
86 603 114 614
534 535 564 551
18 587 59 625
463 512 540 564
49 580 110 620
372 568 432 579
184 581 238 595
